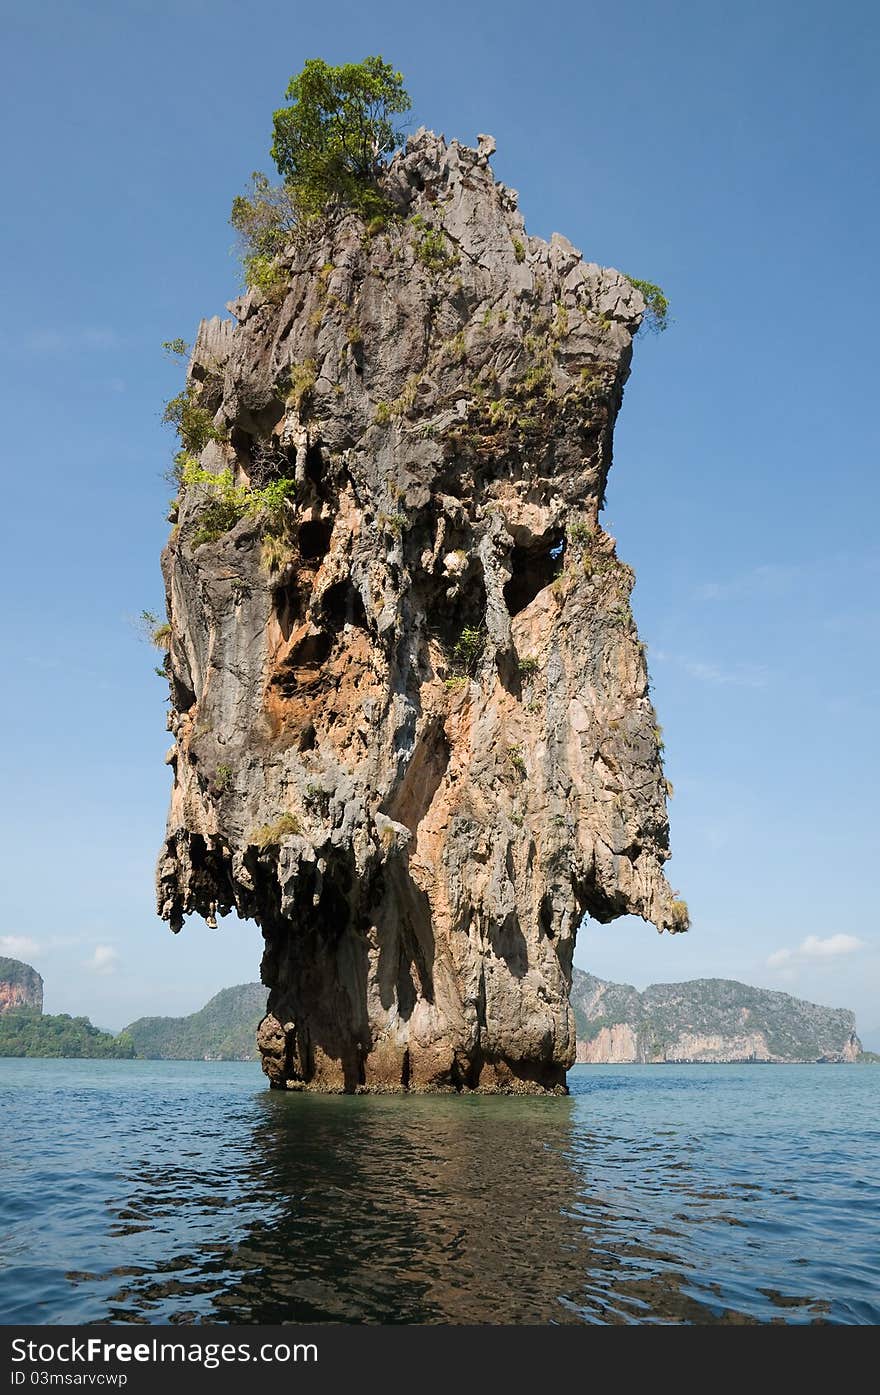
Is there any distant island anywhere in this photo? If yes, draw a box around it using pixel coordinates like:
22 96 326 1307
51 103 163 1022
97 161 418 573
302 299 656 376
0 958 133 1058
570 971 864 1064
0 957 873 1064
0 959 262 1061
123 984 266 1060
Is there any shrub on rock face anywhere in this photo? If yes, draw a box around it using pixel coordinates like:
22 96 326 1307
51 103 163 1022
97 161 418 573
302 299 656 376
162 383 226 456
180 462 296 549
230 172 300 260
626 277 670 334
451 625 485 676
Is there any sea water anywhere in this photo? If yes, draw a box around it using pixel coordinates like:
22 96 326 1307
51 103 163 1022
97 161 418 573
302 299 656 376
0 1059 877 1324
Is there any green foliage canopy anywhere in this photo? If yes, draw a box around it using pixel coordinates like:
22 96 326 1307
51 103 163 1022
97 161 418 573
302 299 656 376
0 1009 134 1059
627 277 670 334
124 984 266 1060
230 57 410 290
181 460 295 548
271 56 411 220
162 338 189 359
451 625 485 676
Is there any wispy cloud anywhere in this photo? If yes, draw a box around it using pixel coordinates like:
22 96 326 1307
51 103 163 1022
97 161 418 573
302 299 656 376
682 659 768 688
0 935 42 959
86 945 120 976
698 554 880 604
654 650 769 688
23 326 120 354
697 563 803 602
767 933 865 969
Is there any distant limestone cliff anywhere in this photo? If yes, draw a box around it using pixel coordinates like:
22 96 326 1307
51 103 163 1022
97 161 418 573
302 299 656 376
0 956 43 1014
0 957 132 1058
156 129 684 1094
570 969 862 1063
2 957 861 1064
124 984 265 1060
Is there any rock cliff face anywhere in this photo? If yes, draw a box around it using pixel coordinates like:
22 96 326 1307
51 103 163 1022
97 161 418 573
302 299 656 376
571 970 862 1063
156 130 684 1093
0 957 43 1015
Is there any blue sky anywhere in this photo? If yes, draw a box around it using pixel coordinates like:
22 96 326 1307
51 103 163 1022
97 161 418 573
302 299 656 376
1 0 877 1041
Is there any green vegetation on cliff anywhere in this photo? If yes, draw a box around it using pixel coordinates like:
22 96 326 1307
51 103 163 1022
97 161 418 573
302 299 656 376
0 956 39 990
570 969 862 1063
0 956 44 1013
232 56 411 288
271 57 410 218
124 984 265 1060
625 277 670 333
0 1009 134 1058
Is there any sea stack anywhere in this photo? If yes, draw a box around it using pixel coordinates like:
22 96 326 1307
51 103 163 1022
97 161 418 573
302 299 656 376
156 130 685 1093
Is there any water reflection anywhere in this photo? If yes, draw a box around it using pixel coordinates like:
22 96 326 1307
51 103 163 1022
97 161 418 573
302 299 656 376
3 1062 876 1325
98 1091 771 1324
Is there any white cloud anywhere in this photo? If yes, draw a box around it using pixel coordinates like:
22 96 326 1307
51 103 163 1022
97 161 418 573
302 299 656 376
767 934 865 969
0 935 42 959
766 949 793 969
682 659 768 689
653 649 768 688
87 944 120 975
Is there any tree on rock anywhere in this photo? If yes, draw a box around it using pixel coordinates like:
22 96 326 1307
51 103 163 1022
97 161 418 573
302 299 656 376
272 56 410 220
232 57 410 288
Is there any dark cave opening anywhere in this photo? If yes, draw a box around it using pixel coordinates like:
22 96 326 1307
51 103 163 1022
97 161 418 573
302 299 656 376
273 581 302 643
269 626 335 698
503 531 565 616
305 443 325 489
289 629 334 669
321 579 367 630
172 675 196 714
430 561 488 653
298 518 333 560
539 893 555 939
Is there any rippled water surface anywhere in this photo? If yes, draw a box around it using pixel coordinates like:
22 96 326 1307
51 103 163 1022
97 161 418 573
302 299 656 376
1 1060 877 1324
